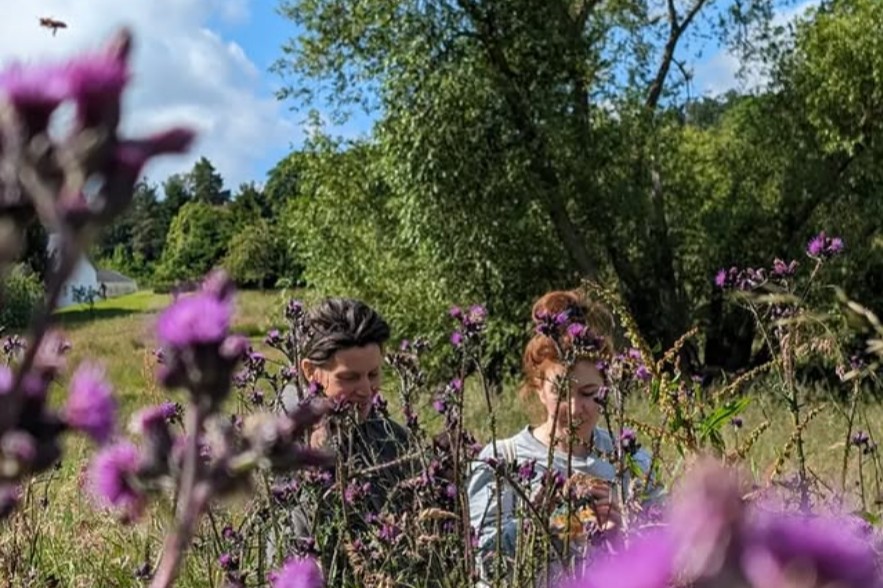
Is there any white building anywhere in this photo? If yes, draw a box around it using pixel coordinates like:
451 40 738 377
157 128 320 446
47 234 138 308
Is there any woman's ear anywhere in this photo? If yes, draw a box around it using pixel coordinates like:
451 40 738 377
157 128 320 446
301 358 318 382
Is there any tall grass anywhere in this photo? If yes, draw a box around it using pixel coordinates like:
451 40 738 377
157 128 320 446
3 288 880 586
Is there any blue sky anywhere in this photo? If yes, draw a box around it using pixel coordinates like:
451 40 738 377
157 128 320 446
0 0 816 193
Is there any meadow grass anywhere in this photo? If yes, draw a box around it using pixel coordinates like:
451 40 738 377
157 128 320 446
2 289 881 586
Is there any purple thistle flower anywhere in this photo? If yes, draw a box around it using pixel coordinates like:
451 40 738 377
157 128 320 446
232 371 249 388
449 378 464 393
378 522 401 544
517 460 536 483
445 483 458 499
266 329 283 346
66 46 128 95
307 380 324 399
132 402 178 434
65 362 117 444
807 234 825 257
563 528 674 588
88 442 144 521
771 258 799 277
268 556 324 588
0 62 70 105
219 334 249 361
714 269 728 288
218 553 239 571
222 524 240 542
634 364 651 382
620 428 640 454
566 322 587 339
570 460 883 588
285 300 305 321
114 129 195 179
468 305 487 322
0 62 71 131
344 481 371 505
371 393 388 414
743 513 881 588
432 398 447 414
852 431 870 447
2 335 26 357
1 431 36 464
449 306 463 320
450 331 463 347
156 292 231 348
807 231 845 259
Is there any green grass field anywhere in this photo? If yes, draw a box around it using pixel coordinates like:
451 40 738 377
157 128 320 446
2 290 881 586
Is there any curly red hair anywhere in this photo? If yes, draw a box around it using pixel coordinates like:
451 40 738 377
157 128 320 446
521 289 615 399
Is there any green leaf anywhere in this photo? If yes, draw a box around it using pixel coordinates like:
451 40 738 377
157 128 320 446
699 397 752 441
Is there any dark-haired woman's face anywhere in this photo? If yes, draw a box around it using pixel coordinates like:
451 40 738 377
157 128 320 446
302 344 383 419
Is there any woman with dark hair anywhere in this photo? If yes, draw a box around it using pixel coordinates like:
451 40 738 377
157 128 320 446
273 298 415 562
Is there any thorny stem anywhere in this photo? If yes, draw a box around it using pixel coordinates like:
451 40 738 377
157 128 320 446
151 403 210 588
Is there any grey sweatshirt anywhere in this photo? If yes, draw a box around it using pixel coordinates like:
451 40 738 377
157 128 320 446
466 426 658 562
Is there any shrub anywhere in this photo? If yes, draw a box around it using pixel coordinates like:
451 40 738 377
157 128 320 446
0 264 42 330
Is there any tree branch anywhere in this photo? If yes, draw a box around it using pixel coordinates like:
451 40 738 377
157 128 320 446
645 0 708 110
455 0 600 279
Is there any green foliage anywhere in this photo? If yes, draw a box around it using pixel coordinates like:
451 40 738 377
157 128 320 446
94 181 167 285
229 182 271 229
272 0 793 377
273 0 883 378
0 264 43 330
161 173 192 222
223 219 297 288
784 0 883 156
156 201 234 283
187 156 230 205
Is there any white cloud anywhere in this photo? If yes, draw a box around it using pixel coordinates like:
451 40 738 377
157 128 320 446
0 0 298 190
690 0 821 97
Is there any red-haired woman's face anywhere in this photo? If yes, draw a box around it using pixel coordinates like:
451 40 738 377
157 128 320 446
536 359 604 441
301 345 383 419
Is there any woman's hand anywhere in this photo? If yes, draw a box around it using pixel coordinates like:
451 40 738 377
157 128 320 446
584 479 621 531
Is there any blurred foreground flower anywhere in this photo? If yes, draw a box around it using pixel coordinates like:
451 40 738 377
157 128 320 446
268 556 324 588
563 460 883 588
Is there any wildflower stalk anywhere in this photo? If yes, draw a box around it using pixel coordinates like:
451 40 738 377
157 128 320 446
840 379 861 498
563 369 574 571
475 357 504 588
151 403 210 588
